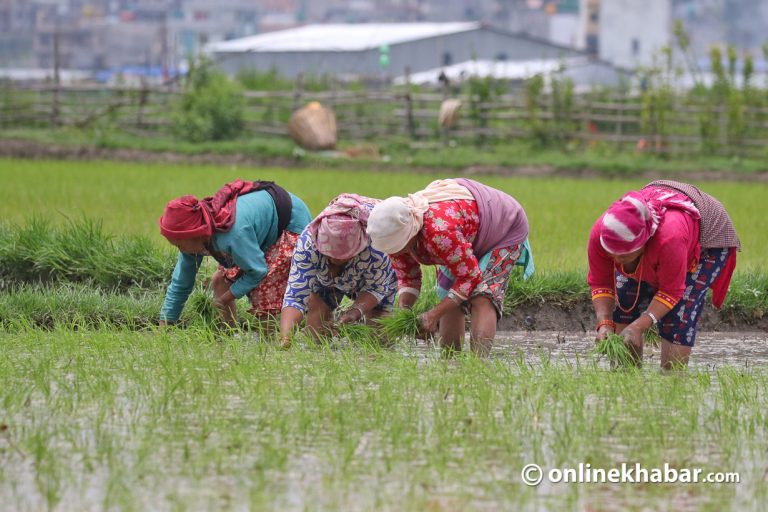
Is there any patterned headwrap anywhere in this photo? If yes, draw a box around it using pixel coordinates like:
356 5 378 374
600 188 700 254
307 194 376 260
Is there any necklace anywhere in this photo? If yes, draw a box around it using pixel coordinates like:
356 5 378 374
615 256 644 313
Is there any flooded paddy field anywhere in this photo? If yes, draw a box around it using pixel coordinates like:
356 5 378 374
1 328 767 511
491 331 768 368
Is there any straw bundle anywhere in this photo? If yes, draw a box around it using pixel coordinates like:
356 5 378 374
438 98 462 129
288 101 337 150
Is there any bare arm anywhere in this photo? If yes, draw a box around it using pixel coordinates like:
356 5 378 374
279 306 304 344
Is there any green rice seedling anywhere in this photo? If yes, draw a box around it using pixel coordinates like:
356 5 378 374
377 308 422 340
335 322 376 341
2 158 767 271
594 333 636 367
643 326 662 346
188 290 218 328
0 217 174 290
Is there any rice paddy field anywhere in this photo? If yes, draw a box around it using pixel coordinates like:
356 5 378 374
1 158 767 511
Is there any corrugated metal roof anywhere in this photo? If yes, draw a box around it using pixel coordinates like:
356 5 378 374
207 22 481 53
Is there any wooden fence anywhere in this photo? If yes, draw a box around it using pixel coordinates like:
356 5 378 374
2 83 768 158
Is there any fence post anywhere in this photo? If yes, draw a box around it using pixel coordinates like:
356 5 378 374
404 66 417 141
292 73 304 113
136 80 149 129
615 95 624 151
51 24 61 127
718 104 727 152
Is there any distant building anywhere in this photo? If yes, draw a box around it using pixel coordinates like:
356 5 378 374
575 0 768 70
597 0 671 69
207 22 585 80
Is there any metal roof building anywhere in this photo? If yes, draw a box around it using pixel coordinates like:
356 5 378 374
206 22 586 80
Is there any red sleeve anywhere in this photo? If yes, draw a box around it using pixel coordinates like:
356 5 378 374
421 216 481 300
390 252 422 295
587 216 616 300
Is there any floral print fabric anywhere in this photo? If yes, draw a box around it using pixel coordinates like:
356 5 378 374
390 199 482 300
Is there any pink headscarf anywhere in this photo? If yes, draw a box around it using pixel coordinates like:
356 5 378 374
307 194 377 260
600 188 700 254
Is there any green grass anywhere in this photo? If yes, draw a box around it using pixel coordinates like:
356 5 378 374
0 155 766 510
0 127 298 158
1 158 766 273
4 127 768 175
0 158 764 324
0 326 765 510
0 217 173 290
2 271 765 331
0 283 253 330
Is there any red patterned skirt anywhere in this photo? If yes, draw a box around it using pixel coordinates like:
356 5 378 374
220 231 299 318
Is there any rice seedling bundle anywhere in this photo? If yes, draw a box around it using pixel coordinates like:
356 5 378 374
594 333 635 367
335 322 376 341
376 308 422 340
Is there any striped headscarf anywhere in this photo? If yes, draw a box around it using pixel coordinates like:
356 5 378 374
599 188 700 255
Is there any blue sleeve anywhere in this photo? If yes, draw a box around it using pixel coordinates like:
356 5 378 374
227 226 268 299
287 193 313 234
160 252 204 322
282 230 320 313
356 248 396 304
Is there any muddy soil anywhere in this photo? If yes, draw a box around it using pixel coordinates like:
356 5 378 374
498 297 768 332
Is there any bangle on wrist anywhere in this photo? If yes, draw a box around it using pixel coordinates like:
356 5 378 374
643 310 659 326
351 304 366 323
596 319 616 332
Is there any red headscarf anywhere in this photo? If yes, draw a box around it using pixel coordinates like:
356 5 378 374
159 180 258 240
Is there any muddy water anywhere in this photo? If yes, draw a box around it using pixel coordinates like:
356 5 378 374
410 331 768 368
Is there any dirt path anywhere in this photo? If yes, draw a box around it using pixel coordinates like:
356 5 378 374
3 138 768 181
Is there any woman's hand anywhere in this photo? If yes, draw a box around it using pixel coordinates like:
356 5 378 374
338 307 363 325
419 310 440 336
595 323 615 342
621 324 644 351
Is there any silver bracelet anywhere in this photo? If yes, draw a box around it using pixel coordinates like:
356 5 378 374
644 310 659 325
351 304 366 323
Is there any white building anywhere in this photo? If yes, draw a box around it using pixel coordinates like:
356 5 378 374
207 22 586 80
599 0 671 69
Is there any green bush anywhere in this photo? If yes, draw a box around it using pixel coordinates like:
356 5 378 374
174 61 245 142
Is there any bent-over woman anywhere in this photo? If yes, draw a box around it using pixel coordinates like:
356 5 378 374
366 178 533 356
280 194 397 346
159 179 311 327
588 180 740 368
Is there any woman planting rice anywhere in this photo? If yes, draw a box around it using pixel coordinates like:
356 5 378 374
366 179 533 356
158 179 311 327
588 180 740 368
280 194 397 347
